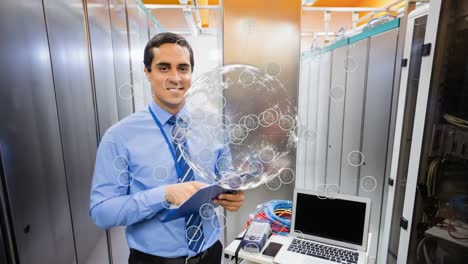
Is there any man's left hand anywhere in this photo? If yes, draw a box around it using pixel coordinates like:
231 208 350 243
213 191 245 212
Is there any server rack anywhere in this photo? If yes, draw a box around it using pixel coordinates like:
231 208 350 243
0 0 148 263
396 0 468 262
379 5 430 263
297 18 405 262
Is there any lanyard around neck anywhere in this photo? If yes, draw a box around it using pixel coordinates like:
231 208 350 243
148 106 183 178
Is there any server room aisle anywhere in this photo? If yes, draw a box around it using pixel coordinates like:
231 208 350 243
1 1 467 264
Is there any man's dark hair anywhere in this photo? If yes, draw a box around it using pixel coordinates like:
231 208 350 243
143 32 194 72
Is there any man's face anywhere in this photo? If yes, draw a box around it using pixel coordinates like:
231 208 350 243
145 43 192 113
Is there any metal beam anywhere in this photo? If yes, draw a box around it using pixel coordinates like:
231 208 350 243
301 32 336 36
303 7 389 12
144 3 408 12
170 28 218 35
145 4 220 9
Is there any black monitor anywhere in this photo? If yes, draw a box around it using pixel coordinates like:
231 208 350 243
293 192 368 247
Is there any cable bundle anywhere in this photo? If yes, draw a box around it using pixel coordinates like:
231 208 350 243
244 200 292 236
443 114 468 128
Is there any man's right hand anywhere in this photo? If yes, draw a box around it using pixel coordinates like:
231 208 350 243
165 181 207 206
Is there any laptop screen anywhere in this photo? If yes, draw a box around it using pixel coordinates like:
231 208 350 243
294 192 367 246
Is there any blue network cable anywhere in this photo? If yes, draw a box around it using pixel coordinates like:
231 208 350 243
246 200 292 236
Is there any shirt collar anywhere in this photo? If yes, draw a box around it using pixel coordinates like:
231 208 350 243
149 100 189 125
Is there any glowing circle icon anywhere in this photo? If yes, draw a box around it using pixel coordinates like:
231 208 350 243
347 150 364 167
259 148 275 163
361 176 377 192
278 168 295 184
113 155 129 171
199 203 216 220
266 62 281 77
266 176 282 191
278 115 296 131
186 226 203 242
152 166 168 182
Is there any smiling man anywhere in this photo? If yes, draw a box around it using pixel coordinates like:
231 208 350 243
90 32 245 264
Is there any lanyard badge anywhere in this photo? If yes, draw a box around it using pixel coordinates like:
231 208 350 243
148 106 183 178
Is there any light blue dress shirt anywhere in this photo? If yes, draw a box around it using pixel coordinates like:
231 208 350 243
90 100 229 258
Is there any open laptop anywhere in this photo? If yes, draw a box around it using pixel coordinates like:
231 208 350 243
274 189 371 264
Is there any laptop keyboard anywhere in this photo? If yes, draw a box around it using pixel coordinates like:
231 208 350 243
287 238 359 263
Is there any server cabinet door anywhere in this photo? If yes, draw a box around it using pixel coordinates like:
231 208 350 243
87 0 120 137
296 57 312 189
0 147 18 264
326 46 348 186
340 38 369 196
0 223 9 263
0 0 76 263
42 1 110 263
359 28 399 260
304 56 320 190
379 6 429 264
399 0 468 262
126 0 151 111
109 0 135 120
314 52 332 188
